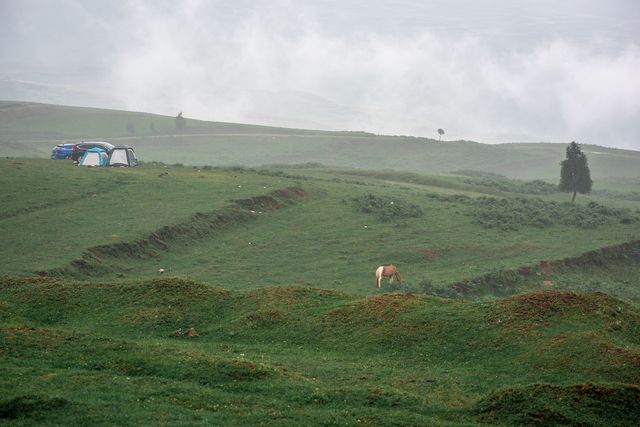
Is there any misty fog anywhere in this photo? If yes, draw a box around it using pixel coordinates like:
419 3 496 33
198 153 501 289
1 0 639 149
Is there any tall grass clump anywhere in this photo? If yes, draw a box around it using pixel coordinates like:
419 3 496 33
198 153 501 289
453 170 558 195
352 193 424 222
470 197 637 231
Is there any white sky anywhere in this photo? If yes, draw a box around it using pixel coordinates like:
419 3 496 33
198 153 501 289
1 0 639 149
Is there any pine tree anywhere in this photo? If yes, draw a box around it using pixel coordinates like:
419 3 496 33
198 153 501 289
558 141 592 203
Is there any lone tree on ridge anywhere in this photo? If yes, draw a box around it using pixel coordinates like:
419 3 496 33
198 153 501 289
175 112 187 132
558 141 592 203
437 128 445 141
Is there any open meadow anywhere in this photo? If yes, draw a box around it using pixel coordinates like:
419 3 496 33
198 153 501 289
1 103 640 425
3 101 640 181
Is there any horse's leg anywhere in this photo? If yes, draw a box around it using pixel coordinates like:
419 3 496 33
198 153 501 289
376 267 385 288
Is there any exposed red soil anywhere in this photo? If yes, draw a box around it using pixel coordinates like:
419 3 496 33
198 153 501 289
500 290 609 317
5 325 38 334
599 343 640 367
270 186 307 200
234 187 307 211
329 293 423 323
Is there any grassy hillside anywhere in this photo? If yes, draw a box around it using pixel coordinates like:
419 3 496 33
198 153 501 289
1 109 640 424
0 101 357 140
1 277 640 425
2 159 639 299
2 101 640 180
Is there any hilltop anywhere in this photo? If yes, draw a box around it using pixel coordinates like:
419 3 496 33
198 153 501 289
2 101 640 180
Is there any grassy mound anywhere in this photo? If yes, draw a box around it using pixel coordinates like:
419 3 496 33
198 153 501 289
476 383 640 425
327 293 425 326
500 290 608 317
47 187 307 278
1 275 639 425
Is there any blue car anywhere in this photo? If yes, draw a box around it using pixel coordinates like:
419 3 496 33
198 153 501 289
50 143 78 160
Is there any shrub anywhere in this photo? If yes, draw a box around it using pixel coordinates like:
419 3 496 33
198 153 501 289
456 171 557 195
0 395 69 419
352 193 424 222
469 197 628 231
449 268 525 298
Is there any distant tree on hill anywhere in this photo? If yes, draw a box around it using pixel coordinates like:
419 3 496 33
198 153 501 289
437 128 445 141
558 141 592 203
175 112 186 132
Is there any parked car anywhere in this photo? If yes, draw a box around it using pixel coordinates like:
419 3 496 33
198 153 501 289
50 143 78 159
71 141 115 161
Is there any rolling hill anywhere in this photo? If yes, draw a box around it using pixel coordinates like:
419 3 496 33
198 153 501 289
1 158 639 299
2 101 640 181
1 102 640 425
1 276 639 425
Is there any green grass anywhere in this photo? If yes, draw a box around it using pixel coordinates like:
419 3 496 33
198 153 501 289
2 159 639 298
1 277 639 425
2 101 640 180
1 110 640 425
0 159 297 274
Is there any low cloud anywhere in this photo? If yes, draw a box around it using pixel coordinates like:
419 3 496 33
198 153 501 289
2 0 639 149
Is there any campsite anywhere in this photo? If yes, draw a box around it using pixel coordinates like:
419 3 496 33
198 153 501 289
1 101 640 425
70 143 138 167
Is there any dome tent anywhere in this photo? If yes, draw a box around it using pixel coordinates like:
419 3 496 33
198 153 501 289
107 145 138 167
78 147 108 167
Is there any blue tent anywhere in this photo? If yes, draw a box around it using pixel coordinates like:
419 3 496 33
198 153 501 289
78 147 108 167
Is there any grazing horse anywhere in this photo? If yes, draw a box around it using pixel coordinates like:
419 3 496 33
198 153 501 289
375 264 402 288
